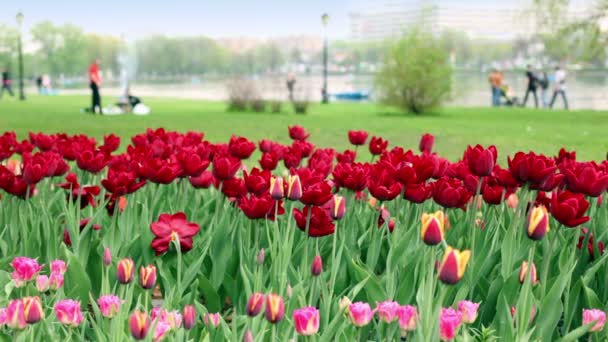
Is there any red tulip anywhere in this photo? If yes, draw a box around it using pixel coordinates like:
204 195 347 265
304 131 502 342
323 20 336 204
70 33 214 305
244 168 271 195
403 183 434 203
117 258 135 284
28 132 56 151
336 150 356 164
189 171 214 189
247 292 265 317
368 166 402 201
288 125 310 141
22 154 48 184
139 265 157 290
348 130 369 146
328 195 346 220
259 152 279 171
57 173 101 209
369 136 388 156
220 177 247 198
564 162 608 197
508 152 558 187
212 155 241 181
283 146 303 169
465 145 497 177
129 310 150 340
258 139 274 153
555 148 576 165
102 169 146 196
293 206 336 237
229 136 256 159
139 158 181 184
332 162 369 192
300 181 333 207
100 134 121 153
176 148 210 177
311 255 323 276
438 247 471 285
150 212 201 255
239 193 284 220
550 190 590 227
419 133 435 153
432 177 472 209
265 293 285 323
76 150 110 174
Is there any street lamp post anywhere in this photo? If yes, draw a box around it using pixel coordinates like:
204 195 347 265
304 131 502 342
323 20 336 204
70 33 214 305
321 13 329 104
16 11 25 101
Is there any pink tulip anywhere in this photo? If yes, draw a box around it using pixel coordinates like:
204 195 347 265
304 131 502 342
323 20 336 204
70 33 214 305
0 307 7 326
97 295 122 318
244 330 254 342
204 313 221 327
6 299 26 330
103 247 112 266
376 301 400 323
49 273 64 290
36 275 49 292
54 299 83 327
11 257 43 287
583 309 606 332
23 296 44 324
348 302 375 327
457 300 479 324
129 310 150 340
439 308 462 341
292 306 320 336
153 321 171 341
265 293 285 323
396 305 418 332
183 305 196 330
311 255 323 276
50 260 67 275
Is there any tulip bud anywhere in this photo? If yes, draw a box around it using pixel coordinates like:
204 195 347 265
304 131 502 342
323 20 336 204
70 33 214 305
129 310 150 340
257 248 265 265
50 260 67 275
339 296 352 311
458 300 479 324
49 273 64 290
247 292 265 317
204 313 221 327
23 296 44 324
420 211 446 246
117 258 135 284
36 275 49 292
139 265 157 290
244 330 254 342
286 284 293 298
103 248 112 266
311 255 323 277
265 293 285 323
583 309 606 333
286 175 302 200
527 206 550 240
269 177 284 200
519 261 538 285
438 247 471 285
183 305 196 330
329 195 346 220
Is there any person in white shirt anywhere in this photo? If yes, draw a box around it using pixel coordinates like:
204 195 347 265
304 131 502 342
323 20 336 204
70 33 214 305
549 66 569 110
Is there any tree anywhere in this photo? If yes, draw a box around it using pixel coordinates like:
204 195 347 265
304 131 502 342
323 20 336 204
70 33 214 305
375 27 452 114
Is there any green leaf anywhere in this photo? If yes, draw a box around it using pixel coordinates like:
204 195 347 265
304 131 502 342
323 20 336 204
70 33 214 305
558 322 595 342
198 274 222 313
346 257 386 303
64 252 93 306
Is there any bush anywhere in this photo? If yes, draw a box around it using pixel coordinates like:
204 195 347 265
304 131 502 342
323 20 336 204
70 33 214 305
375 27 452 114
269 100 282 113
226 78 259 111
292 100 309 114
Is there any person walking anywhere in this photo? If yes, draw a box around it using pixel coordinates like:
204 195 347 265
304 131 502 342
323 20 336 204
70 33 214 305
521 64 539 108
488 69 503 107
549 66 569 110
0 67 15 99
539 71 550 108
286 72 296 102
89 59 103 114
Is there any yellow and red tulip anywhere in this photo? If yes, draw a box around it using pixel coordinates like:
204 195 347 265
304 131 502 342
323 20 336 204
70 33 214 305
139 264 157 290
117 258 135 284
527 205 550 241
438 247 471 285
421 211 446 245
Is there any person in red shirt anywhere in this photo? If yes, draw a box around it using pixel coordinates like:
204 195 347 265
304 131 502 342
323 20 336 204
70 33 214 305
89 59 102 114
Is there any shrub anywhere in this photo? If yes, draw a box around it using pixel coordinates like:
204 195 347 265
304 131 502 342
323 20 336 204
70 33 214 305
250 99 266 112
375 27 452 114
226 78 259 111
269 100 282 113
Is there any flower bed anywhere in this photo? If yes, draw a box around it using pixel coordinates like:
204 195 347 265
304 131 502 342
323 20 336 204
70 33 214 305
0 127 607 340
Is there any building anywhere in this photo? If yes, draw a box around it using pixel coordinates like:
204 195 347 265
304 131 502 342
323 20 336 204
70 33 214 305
349 0 596 41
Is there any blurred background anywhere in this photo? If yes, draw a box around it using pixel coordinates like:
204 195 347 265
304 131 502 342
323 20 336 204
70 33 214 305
0 0 606 109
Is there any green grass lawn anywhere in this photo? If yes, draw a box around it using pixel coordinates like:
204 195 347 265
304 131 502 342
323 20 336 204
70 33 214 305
0 95 607 161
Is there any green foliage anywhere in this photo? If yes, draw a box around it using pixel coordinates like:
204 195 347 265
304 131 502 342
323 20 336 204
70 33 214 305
375 27 452 114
